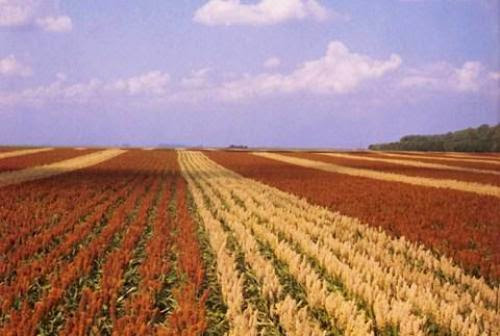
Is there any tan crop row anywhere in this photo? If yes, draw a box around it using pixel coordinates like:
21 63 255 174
0 149 125 188
179 157 259 336
0 147 53 160
321 152 500 177
254 152 500 198
183 151 499 336
181 152 374 335
373 151 500 171
181 153 332 335
380 151 500 165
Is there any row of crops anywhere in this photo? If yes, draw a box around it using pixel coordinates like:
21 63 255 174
0 151 208 335
206 150 500 281
0 148 498 335
181 151 498 335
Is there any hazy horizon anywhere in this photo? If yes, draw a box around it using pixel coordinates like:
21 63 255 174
1 0 499 147
1 123 498 150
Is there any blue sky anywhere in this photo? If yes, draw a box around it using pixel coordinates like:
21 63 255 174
0 0 499 147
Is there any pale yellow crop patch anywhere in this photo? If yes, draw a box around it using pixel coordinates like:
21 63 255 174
0 148 54 160
0 149 125 188
254 152 500 198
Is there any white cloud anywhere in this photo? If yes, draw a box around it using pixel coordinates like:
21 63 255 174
0 41 402 106
36 15 72 32
288 42 402 93
264 57 281 69
455 61 482 92
0 0 72 32
4 44 497 110
63 79 102 101
0 71 170 107
216 41 402 100
0 55 32 77
112 71 170 95
193 0 332 26
5 76 102 105
181 68 212 88
0 0 37 27
400 61 487 92
489 71 500 81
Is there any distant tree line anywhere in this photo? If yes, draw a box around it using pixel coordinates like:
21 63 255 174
369 124 500 152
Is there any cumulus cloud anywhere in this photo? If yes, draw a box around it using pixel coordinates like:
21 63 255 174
0 71 170 107
455 62 482 92
112 71 170 95
0 0 37 27
400 61 489 93
2 75 102 106
0 41 402 106
263 57 281 69
0 0 72 32
181 68 212 88
216 41 402 100
35 15 72 32
5 40 497 109
193 0 333 26
0 55 32 77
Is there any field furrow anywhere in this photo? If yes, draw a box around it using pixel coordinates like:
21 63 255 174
155 175 208 336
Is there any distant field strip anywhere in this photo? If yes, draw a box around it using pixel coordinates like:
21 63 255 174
444 152 500 161
0 149 125 188
321 152 500 176
179 151 499 336
0 147 53 160
379 151 500 166
389 151 500 162
254 152 500 198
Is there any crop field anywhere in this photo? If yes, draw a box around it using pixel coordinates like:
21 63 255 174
0 147 498 336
